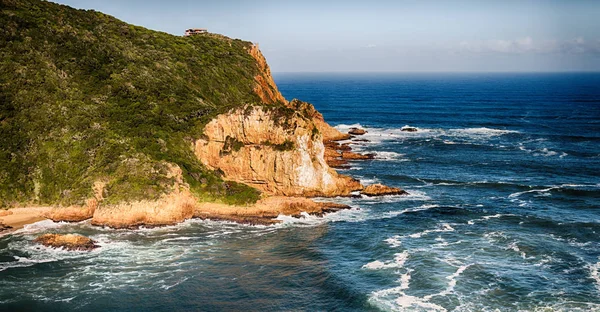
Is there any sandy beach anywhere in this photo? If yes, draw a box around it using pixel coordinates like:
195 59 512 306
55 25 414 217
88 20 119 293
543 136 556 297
0 207 51 236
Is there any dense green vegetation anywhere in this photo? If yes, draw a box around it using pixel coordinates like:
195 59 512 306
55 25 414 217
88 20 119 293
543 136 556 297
0 0 275 206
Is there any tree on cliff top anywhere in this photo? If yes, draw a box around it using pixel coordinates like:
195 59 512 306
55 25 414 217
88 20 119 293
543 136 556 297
0 0 281 206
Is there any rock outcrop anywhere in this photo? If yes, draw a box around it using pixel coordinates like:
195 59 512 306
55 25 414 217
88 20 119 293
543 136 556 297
362 184 408 196
91 189 196 229
194 196 350 225
44 199 96 222
0 222 12 233
35 234 99 251
249 44 286 104
341 151 376 160
194 105 362 197
401 126 418 132
348 127 367 135
286 99 351 142
0 210 13 217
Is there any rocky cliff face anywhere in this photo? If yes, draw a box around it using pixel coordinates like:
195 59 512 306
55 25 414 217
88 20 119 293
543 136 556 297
194 105 362 197
249 44 286 104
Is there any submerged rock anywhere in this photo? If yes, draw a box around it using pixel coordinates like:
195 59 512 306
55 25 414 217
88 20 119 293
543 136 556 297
35 234 99 251
362 184 408 196
348 127 367 135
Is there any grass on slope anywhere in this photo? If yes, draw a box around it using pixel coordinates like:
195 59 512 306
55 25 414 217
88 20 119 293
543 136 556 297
0 0 270 206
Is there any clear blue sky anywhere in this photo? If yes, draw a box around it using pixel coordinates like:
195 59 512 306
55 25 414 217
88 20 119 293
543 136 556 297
54 0 600 72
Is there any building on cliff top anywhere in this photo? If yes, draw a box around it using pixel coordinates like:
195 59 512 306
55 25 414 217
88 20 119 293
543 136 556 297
184 28 207 36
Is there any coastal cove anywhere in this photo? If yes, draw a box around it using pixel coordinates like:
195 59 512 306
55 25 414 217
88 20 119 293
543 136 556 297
1 72 599 311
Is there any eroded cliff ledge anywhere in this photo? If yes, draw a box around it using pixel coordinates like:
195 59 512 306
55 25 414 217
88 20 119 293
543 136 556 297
194 104 363 197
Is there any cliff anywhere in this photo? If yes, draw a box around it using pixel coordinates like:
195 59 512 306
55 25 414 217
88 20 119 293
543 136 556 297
0 0 268 207
0 0 392 228
194 105 362 197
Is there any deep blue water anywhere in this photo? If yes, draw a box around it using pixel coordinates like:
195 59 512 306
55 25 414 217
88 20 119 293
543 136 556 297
1 73 599 311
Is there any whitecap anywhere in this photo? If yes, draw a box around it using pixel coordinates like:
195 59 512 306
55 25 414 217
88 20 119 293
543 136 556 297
374 151 407 161
384 235 402 248
449 127 519 136
363 251 409 270
408 222 455 239
508 187 558 198
589 260 600 293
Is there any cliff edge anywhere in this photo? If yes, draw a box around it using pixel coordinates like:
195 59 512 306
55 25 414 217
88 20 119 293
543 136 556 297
0 0 399 228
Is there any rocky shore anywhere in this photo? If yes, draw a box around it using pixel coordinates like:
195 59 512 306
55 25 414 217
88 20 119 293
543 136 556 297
0 41 407 239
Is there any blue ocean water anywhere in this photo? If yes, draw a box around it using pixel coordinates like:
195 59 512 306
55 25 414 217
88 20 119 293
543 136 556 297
1 73 599 311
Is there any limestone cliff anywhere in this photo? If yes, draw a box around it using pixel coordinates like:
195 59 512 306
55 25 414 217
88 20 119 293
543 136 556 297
194 105 362 197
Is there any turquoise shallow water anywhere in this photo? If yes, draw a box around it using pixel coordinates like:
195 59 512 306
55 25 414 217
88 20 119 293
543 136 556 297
1 73 599 311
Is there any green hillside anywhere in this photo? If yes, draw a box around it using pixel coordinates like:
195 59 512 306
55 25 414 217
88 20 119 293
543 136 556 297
0 0 277 206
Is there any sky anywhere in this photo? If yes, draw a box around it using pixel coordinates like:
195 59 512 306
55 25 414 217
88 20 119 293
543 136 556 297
54 0 600 72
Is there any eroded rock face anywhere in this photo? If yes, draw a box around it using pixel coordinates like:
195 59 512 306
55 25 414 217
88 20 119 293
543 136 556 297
44 199 96 222
91 189 196 229
35 234 98 251
286 99 350 142
0 210 13 217
0 222 12 232
249 44 286 104
194 105 362 197
193 196 351 225
362 184 408 196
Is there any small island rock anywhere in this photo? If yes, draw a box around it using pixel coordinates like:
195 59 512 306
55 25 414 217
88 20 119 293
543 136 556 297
348 127 367 135
400 126 418 132
362 184 408 196
35 234 99 251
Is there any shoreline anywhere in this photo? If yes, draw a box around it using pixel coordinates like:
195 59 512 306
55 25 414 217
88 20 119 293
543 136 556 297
0 196 352 237
0 207 52 237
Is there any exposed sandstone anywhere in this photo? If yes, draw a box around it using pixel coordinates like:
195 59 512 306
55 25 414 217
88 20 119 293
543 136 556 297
91 189 196 229
286 99 350 142
341 151 376 160
0 210 13 217
194 105 362 197
348 127 367 135
249 44 286 104
362 184 408 196
44 199 96 222
35 234 98 251
193 196 351 224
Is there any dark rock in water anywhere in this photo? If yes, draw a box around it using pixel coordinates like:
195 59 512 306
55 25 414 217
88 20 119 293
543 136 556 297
400 126 418 132
348 127 367 135
353 139 370 142
35 234 99 251
362 184 408 196
0 222 12 232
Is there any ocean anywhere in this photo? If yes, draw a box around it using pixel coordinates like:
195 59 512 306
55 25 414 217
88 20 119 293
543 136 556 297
1 73 599 311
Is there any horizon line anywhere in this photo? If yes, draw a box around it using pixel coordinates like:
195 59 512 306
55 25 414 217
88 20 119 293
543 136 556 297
272 70 600 74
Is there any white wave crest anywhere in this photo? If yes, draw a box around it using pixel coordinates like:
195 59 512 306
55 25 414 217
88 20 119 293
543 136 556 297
408 223 455 239
363 251 409 270
589 260 600 293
